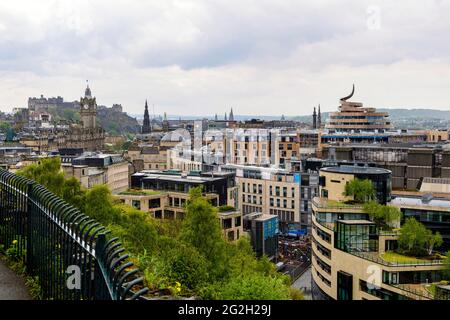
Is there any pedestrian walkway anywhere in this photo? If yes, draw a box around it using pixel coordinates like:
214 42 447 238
292 267 312 300
0 259 31 300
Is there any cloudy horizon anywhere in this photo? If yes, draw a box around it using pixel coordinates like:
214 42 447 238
1 0 450 117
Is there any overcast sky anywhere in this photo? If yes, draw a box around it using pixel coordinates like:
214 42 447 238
1 0 450 117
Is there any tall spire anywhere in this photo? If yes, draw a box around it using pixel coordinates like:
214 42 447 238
85 80 92 98
142 99 151 134
313 107 317 129
229 107 234 121
318 104 322 128
224 112 227 121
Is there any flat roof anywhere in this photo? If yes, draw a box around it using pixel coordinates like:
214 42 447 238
255 214 278 221
391 196 450 209
321 165 391 175
137 172 224 183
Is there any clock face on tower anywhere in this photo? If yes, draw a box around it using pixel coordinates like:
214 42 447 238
83 104 89 110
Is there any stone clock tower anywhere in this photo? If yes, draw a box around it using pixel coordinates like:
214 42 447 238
80 82 97 129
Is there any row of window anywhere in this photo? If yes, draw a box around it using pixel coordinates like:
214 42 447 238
242 183 263 194
242 205 262 214
269 209 295 222
313 238 332 259
313 252 331 274
316 270 331 287
269 185 296 197
359 280 411 300
243 194 263 205
312 224 332 243
269 198 295 209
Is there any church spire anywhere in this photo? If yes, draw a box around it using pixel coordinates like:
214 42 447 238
85 80 92 98
142 99 151 134
318 104 322 128
229 107 234 121
313 107 317 129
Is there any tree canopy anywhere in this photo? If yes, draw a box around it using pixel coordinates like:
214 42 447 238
398 218 443 256
343 178 376 203
363 201 401 229
16 160 295 300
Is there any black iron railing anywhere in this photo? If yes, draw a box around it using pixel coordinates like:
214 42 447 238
0 170 149 300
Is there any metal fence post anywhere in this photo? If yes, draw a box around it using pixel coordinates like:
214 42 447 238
26 181 33 272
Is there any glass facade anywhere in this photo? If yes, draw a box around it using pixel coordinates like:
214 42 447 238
335 221 378 253
359 280 411 300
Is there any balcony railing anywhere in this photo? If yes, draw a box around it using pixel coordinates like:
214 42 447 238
349 251 444 267
312 197 364 210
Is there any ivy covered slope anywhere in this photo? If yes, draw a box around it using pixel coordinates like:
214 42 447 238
17 157 301 300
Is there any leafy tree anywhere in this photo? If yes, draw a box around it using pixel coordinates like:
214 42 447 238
343 178 376 203
84 185 121 225
179 187 229 279
61 177 86 210
0 121 11 132
155 243 209 291
425 230 443 256
363 201 401 229
444 251 450 280
116 205 158 253
17 157 65 197
203 274 291 300
398 218 443 256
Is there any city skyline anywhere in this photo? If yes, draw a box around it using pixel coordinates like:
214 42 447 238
1 1 450 116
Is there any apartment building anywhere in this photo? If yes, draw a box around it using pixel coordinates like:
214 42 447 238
311 166 448 300
62 153 129 193
116 170 242 241
221 164 307 232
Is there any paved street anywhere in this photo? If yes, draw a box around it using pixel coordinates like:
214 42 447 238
0 259 31 300
291 267 312 300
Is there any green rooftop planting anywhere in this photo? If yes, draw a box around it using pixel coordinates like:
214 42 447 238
119 189 163 196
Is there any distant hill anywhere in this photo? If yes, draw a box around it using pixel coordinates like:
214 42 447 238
291 108 450 125
48 104 141 135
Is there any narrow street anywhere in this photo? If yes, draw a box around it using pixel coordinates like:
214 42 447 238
291 267 312 300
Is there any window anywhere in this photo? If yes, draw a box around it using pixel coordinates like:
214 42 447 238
337 271 353 300
359 280 411 300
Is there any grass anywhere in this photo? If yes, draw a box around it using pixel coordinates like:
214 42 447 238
119 189 162 196
323 200 363 208
380 251 433 264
